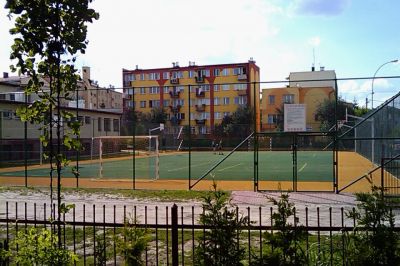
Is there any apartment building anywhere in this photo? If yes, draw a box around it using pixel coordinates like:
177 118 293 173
261 68 336 131
122 60 260 135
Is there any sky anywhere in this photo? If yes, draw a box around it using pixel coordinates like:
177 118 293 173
0 0 399 107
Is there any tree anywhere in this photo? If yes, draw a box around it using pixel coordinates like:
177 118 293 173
214 106 254 138
315 98 355 131
6 0 98 247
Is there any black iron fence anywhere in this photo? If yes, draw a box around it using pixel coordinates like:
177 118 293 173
1 202 400 265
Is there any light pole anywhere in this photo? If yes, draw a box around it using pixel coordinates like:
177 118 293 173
371 59 398 109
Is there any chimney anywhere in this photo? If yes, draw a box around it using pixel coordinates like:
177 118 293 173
175 62 179 67
172 62 176 67
3 72 8 78
135 65 139 70
311 65 315 72
320 66 325 71
82 66 90 82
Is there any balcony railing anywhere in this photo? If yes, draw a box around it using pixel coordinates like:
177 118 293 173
237 74 247 80
169 91 180 98
195 104 206 112
170 116 182 124
195 119 206 125
169 105 181 113
170 78 179 84
195 76 205 83
195 88 205 97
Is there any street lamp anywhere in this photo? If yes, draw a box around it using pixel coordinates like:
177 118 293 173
371 59 398 109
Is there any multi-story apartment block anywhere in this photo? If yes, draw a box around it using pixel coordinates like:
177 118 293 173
261 68 336 131
122 60 260 135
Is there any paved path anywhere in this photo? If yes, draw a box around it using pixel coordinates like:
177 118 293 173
0 190 399 228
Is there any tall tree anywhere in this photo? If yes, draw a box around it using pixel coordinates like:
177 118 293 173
6 0 98 247
315 98 355 131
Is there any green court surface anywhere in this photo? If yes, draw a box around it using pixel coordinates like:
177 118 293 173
0 151 334 182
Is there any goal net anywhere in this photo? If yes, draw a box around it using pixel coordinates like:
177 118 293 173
93 135 159 180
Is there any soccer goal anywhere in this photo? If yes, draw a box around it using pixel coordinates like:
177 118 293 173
93 135 159 180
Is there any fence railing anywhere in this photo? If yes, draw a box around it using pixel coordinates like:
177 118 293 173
1 202 400 265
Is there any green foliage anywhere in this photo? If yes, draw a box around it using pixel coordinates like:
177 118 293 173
194 182 249 266
345 186 400 266
254 193 307 265
4 227 78 265
214 106 254 137
116 216 150 266
315 98 355 131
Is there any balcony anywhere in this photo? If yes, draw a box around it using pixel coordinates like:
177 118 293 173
195 88 205 97
169 105 181 113
170 116 182 125
236 89 247 96
169 90 180 98
195 104 206 112
195 76 205 83
170 78 179 84
195 119 206 125
237 74 247 80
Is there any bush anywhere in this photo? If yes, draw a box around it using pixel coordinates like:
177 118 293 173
194 183 249 265
116 216 150 266
254 193 307 266
5 227 77 265
345 186 400 266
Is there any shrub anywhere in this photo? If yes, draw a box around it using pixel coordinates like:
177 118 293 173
254 193 307 266
194 182 249 266
5 227 78 265
116 216 150 266
345 186 400 266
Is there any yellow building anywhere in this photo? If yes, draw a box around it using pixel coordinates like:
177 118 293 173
261 69 336 131
122 60 260 135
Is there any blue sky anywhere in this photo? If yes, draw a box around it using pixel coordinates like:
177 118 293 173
0 0 399 106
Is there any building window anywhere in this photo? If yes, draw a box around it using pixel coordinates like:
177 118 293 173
268 114 277 124
221 68 230 76
78 116 84 125
149 73 160 80
0 94 5 100
282 94 294 104
214 97 220 105
9 94 15 101
215 112 222 119
98 117 102 131
163 86 169 93
163 100 170 106
214 84 219 91
222 84 230 91
124 73 135 82
172 71 183 78
189 70 195 78
234 96 247 105
139 73 145 80
233 67 246 75
149 100 160 108
85 116 91 125
104 118 111 131
213 69 220 76
268 95 275 105
140 87 146 94
149 86 160 94
163 72 169 79
140 101 146 108
113 119 119 132
223 97 230 105
223 112 230 117
234 84 246 90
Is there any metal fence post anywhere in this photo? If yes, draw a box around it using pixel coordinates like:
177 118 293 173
171 204 179 266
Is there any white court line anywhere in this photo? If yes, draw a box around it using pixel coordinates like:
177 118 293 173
217 163 243 172
167 162 211 172
298 163 307 172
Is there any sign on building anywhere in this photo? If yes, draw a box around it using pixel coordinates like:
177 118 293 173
284 104 306 132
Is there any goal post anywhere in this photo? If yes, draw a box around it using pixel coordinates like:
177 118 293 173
94 135 159 180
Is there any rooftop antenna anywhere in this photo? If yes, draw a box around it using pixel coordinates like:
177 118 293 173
312 48 316 71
